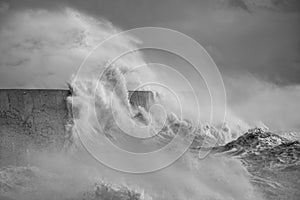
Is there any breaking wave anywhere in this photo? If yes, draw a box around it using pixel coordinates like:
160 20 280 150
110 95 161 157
0 33 261 200
0 8 263 200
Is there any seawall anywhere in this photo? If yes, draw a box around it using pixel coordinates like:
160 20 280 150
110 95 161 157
0 89 154 167
0 89 72 166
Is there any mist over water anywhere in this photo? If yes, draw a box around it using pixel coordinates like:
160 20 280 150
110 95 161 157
0 67 261 200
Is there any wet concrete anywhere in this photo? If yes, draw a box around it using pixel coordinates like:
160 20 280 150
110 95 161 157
0 89 72 166
0 89 154 166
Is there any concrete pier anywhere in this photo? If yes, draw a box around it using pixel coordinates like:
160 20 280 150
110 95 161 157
0 89 72 166
0 89 154 166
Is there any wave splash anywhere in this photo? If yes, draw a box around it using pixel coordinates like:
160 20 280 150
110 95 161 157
0 54 261 200
0 9 261 200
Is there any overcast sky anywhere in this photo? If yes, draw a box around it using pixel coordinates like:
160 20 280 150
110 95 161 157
1 0 299 85
0 0 299 130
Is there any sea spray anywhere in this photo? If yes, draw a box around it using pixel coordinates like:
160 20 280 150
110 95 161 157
0 60 262 199
64 61 262 199
0 8 262 200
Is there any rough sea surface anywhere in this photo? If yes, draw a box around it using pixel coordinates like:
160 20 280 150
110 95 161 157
212 128 300 200
1 127 299 200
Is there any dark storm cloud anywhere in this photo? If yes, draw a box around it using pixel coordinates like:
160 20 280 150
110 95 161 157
226 0 249 11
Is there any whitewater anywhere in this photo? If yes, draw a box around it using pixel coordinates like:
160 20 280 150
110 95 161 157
0 9 299 200
0 46 261 200
0 63 262 199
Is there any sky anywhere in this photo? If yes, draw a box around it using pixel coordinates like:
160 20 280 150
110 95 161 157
0 0 299 130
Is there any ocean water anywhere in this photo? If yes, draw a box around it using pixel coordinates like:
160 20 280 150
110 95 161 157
0 128 299 199
0 65 299 200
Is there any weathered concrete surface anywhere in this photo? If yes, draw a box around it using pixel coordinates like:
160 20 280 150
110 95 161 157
0 89 72 166
0 89 153 167
128 91 154 111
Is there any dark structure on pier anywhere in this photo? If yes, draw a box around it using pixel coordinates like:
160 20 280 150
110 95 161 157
128 90 154 111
